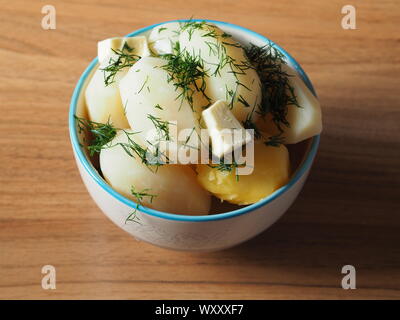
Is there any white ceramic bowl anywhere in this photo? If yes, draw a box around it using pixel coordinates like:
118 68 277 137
69 19 320 252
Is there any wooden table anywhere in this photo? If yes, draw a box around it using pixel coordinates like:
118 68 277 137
1 0 399 300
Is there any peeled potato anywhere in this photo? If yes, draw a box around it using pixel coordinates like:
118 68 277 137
85 69 129 128
148 22 181 55
257 65 322 144
85 36 151 129
179 23 262 123
100 130 211 215
119 56 203 162
196 141 290 205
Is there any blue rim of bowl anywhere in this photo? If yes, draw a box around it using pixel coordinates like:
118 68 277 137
69 19 320 222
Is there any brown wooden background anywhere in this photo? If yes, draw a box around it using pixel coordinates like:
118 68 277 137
0 0 399 299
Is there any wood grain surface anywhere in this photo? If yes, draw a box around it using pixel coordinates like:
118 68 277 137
0 0 399 300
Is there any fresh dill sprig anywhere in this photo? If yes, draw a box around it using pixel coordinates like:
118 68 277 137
238 94 250 107
131 186 157 204
110 130 167 170
210 161 238 173
101 42 141 86
180 19 208 40
74 115 117 156
147 114 173 141
244 42 300 134
242 116 262 140
75 116 167 170
181 127 200 150
179 19 253 113
161 46 211 110
137 75 149 94
126 186 157 224
209 157 244 181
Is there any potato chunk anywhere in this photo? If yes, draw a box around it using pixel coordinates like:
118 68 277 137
179 22 262 123
196 141 290 205
100 130 211 215
257 64 322 144
119 56 203 162
85 36 151 129
85 70 129 128
148 22 181 55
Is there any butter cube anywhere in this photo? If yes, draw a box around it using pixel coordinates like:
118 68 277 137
97 36 151 66
202 100 252 158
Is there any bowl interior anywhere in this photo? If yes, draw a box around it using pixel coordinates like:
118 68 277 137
70 19 319 221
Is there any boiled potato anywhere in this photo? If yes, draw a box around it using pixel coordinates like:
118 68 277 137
196 141 290 205
85 36 151 129
148 22 181 55
85 69 129 128
119 56 204 163
100 130 211 215
257 64 322 144
179 22 262 123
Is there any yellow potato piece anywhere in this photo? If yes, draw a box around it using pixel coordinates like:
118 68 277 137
196 141 290 205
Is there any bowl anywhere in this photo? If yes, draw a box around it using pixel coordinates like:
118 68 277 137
69 19 320 252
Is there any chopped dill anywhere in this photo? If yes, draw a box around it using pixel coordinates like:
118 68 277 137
244 42 300 134
110 130 167 170
179 19 254 113
158 27 167 34
180 19 208 40
161 45 211 109
222 41 242 49
154 104 163 110
74 115 117 156
242 116 262 140
123 99 128 115
221 32 232 38
209 158 242 181
101 42 141 86
238 94 250 107
235 80 251 91
202 29 219 39
181 127 199 150
137 75 149 94
131 186 157 204
147 114 173 141
75 115 167 170
126 186 157 224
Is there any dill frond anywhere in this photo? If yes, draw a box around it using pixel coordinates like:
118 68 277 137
244 42 300 134
100 42 141 86
74 115 117 156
